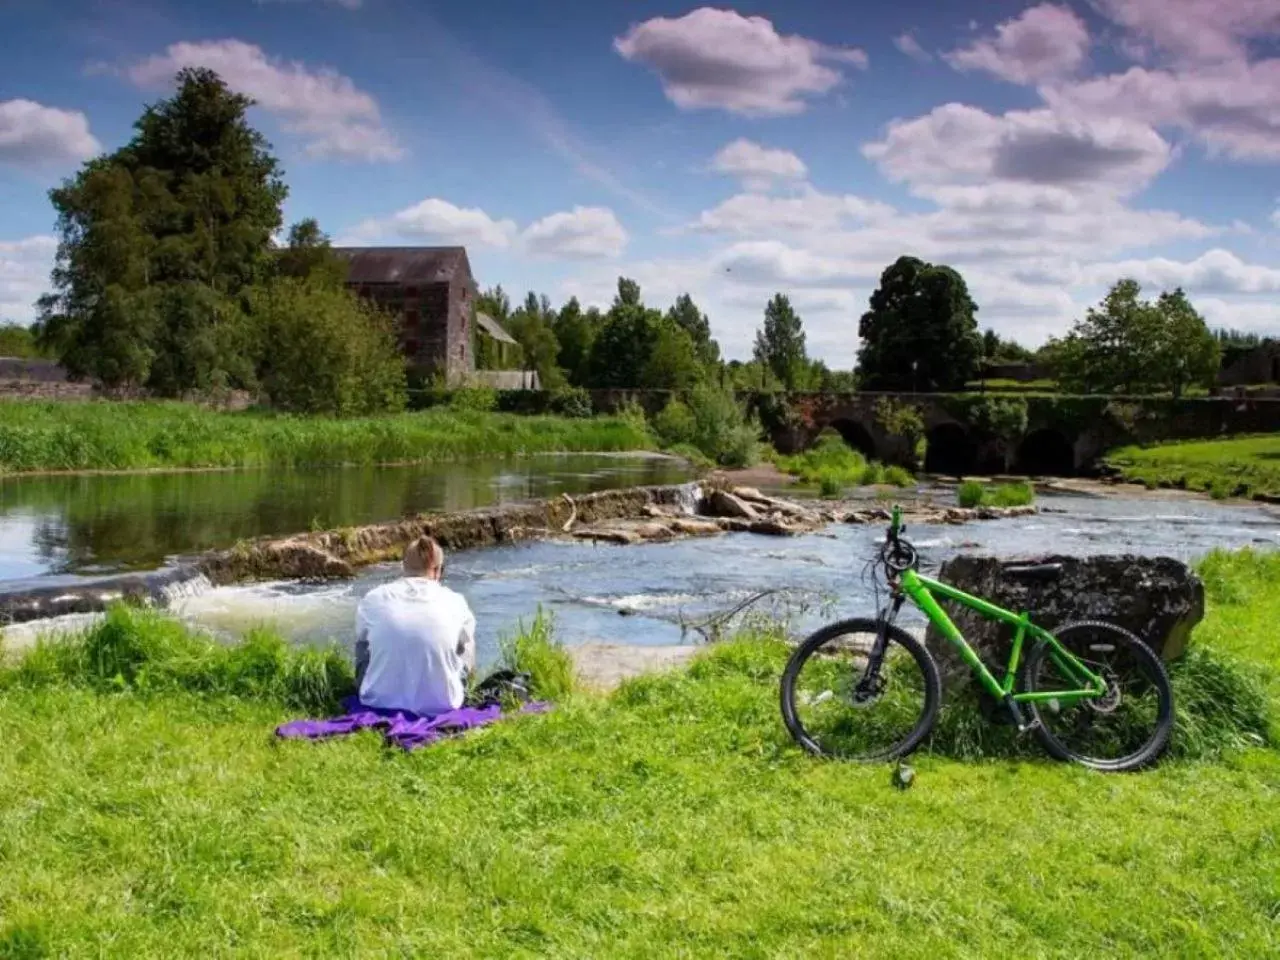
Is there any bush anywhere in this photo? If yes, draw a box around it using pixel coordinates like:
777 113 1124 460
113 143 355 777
448 387 499 413
549 386 593 418
957 481 985 508
883 465 915 488
651 398 697 448
252 278 407 416
818 474 842 499
666 442 714 469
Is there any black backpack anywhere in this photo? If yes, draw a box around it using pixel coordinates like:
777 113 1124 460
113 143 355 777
466 669 534 709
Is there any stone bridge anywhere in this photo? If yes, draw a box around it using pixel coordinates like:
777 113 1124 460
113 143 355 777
758 392 1280 475
585 389 1280 476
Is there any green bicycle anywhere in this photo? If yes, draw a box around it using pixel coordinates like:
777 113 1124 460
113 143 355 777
780 506 1174 772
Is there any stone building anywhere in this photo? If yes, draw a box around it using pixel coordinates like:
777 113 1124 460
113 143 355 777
333 246 477 384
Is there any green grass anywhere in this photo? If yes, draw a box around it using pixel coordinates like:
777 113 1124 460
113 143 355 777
957 480 1036 508
1106 434 1280 500
0 400 656 475
772 432 914 494
1 552 1279 956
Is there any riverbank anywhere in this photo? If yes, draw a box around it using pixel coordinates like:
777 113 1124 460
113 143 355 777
0 400 656 475
1105 434 1280 502
0 550 1276 955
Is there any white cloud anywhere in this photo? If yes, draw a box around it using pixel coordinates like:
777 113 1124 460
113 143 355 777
126 39 402 162
1272 204 1280 228
688 186 896 235
0 100 100 167
1196 297 1280 334
521 206 628 259
0 235 56 325
1093 0 1280 65
894 32 933 63
710 138 807 190
349 198 517 248
712 240 880 287
1083 248 1280 294
862 102 1172 193
945 3 1090 84
613 7 867 116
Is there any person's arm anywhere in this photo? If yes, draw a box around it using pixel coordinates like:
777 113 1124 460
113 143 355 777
457 602 477 676
354 603 371 691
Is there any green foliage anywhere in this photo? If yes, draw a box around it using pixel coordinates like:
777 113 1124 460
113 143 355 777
651 398 697 448
587 279 660 389
874 396 926 467
447 387 499 413
981 328 1034 363
547 386 592 418
681 384 760 468
882 465 915 487
664 442 714 469
1105 434 1280 502
753 293 809 391
0 401 656 474
957 481 1035 508
506 292 565 391
858 256 982 390
773 432 912 489
1047 280 1221 396
642 319 705 390
0 323 44 359
666 293 721 367
817 474 842 498
498 607 577 702
252 277 407 416
2 604 354 714
37 67 286 393
551 297 598 386
969 397 1028 441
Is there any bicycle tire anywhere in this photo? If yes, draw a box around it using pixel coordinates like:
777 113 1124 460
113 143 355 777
780 617 942 762
1020 620 1174 772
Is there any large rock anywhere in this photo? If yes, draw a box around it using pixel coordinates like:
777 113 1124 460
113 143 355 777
923 554 1204 686
705 490 760 521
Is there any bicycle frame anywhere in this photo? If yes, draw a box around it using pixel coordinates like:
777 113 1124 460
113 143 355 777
896 568 1108 706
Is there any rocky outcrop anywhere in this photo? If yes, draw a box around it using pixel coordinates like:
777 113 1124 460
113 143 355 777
923 554 1204 687
0 565 206 626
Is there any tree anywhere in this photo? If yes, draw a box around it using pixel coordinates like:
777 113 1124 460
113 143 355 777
252 278 405 415
857 256 981 391
552 296 599 387
275 218 347 285
506 291 565 389
1048 280 1220 396
642 318 704 389
36 67 287 393
0 322 45 359
753 293 809 391
587 277 662 388
666 293 720 367
981 328 1034 364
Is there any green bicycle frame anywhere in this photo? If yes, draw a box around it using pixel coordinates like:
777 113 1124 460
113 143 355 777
897 568 1108 705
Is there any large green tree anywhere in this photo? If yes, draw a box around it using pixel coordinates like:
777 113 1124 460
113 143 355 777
857 256 981 391
666 293 720 367
506 291 565 389
753 293 809 391
1048 280 1219 396
587 277 662 388
552 296 599 387
36 67 287 393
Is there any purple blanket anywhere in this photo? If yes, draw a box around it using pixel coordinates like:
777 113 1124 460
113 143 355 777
276 695 550 752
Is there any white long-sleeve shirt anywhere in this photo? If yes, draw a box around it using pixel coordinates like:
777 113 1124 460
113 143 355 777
355 577 477 716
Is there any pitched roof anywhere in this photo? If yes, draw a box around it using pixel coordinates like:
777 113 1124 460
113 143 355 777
475 311 517 345
332 246 470 285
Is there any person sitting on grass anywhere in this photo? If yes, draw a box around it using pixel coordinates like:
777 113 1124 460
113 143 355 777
354 535 477 716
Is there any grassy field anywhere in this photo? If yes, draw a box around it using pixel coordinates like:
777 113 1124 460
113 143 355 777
0 551 1277 956
1106 434 1280 500
0 400 656 475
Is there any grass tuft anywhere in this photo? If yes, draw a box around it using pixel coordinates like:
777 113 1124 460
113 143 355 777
773 432 913 490
958 480 1035 508
498 607 577 701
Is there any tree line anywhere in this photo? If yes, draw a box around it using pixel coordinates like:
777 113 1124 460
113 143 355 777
13 67 1260 412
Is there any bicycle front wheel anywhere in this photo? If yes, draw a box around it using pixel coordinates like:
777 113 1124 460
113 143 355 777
1020 620 1174 772
780 618 941 762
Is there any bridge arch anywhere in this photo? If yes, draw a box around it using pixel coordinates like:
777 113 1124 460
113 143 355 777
1014 428 1075 477
830 418 877 461
924 423 974 477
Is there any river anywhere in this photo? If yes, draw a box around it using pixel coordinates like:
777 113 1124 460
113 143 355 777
7 480 1275 667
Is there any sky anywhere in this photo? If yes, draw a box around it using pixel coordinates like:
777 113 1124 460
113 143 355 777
2 0 1280 367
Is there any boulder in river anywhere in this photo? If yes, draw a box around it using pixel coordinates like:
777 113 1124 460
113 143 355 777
706 490 760 521
923 554 1204 687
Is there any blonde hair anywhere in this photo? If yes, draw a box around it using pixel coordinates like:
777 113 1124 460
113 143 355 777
403 535 444 577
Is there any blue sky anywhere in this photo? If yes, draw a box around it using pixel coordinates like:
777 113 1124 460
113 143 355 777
3 0 1279 365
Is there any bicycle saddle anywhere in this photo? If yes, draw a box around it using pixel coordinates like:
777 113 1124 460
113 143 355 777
1003 562 1064 581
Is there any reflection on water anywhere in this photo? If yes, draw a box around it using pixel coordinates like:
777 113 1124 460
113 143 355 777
0 455 693 580
166 491 1280 668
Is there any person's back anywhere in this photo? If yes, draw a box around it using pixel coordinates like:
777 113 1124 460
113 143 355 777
355 536 476 716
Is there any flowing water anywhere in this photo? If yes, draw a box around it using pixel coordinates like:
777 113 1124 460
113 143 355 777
0 454 694 582
4 465 1279 669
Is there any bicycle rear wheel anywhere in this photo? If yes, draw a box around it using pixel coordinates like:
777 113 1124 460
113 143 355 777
780 618 941 762
1020 620 1174 772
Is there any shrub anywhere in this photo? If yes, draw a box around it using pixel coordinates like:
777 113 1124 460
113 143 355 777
883 465 915 488
448 387 499 413
548 386 593 418
651 398 698 448
957 480 985 508
666 442 715 469
818 474 842 499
